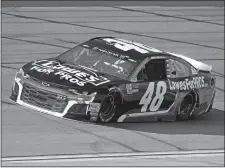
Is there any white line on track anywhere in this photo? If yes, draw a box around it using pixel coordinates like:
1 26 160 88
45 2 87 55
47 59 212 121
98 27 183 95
2 149 224 163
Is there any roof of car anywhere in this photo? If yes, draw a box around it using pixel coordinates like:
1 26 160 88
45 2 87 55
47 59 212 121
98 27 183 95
85 37 211 71
83 36 163 61
91 36 163 55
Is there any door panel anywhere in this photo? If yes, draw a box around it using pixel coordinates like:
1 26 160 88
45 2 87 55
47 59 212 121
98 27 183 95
123 57 177 115
122 79 176 114
138 80 176 113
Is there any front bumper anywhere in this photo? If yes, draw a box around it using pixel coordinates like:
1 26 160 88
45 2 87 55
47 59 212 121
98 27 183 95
10 71 101 120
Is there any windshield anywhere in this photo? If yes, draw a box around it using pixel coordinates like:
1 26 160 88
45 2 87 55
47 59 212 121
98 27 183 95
56 45 139 79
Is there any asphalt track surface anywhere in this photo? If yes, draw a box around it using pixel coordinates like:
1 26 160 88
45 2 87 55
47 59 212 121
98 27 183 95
1 6 224 166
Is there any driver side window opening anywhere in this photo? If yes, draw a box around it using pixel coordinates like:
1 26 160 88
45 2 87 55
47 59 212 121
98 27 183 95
137 59 167 81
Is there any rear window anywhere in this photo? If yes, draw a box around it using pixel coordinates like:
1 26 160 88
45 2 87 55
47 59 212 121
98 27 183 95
166 59 191 78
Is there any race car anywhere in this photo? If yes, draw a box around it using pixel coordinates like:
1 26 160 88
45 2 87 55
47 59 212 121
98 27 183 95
10 37 216 123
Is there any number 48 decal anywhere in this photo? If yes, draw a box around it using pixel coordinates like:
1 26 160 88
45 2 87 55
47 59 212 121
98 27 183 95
139 81 167 112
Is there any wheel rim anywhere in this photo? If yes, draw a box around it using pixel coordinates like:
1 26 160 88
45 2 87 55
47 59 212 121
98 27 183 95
180 94 194 115
100 95 116 119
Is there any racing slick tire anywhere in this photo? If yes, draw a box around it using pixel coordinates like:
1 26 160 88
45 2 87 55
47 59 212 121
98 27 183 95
98 91 122 123
176 92 196 121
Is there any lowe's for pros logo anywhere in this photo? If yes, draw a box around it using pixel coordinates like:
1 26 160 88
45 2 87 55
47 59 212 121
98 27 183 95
168 76 206 91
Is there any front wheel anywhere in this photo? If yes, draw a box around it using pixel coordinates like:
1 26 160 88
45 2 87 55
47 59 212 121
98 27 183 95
176 93 196 121
98 93 121 123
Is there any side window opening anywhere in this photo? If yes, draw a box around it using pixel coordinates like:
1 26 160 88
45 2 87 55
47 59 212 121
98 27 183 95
137 59 167 81
166 59 190 78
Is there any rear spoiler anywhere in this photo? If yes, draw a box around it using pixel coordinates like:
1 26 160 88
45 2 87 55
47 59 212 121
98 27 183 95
196 62 212 72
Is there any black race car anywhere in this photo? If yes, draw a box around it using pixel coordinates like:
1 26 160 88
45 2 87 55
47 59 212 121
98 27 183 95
10 37 216 123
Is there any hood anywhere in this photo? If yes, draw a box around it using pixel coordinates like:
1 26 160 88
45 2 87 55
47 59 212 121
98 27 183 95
23 59 128 91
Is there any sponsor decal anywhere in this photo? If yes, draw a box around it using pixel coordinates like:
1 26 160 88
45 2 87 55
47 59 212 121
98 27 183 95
88 102 101 113
56 95 67 100
92 46 130 60
89 102 101 122
168 76 206 91
103 38 149 54
30 66 54 75
41 82 50 87
126 83 139 94
103 38 162 54
117 38 162 53
140 81 167 112
31 60 110 86
191 66 198 75
151 56 166 60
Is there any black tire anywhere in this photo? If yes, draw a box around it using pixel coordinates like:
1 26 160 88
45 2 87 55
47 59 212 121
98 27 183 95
176 92 196 121
98 92 121 123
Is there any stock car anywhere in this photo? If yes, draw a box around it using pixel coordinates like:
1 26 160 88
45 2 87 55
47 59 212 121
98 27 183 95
10 37 216 123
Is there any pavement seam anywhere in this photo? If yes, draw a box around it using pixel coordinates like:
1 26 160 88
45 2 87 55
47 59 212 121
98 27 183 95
2 36 70 49
2 12 224 50
133 131 188 151
3 7 224 13
3 19 224 23
212 70 225 77
113 6 224 26
1 101 16 106
54 38 78 45
215 87 225 92
171 156 223 166
3 15 224 19
1 65 19 70
2 52 61 56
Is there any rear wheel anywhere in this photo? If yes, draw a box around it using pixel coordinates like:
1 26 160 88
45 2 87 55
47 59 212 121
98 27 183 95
177 92 196 121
